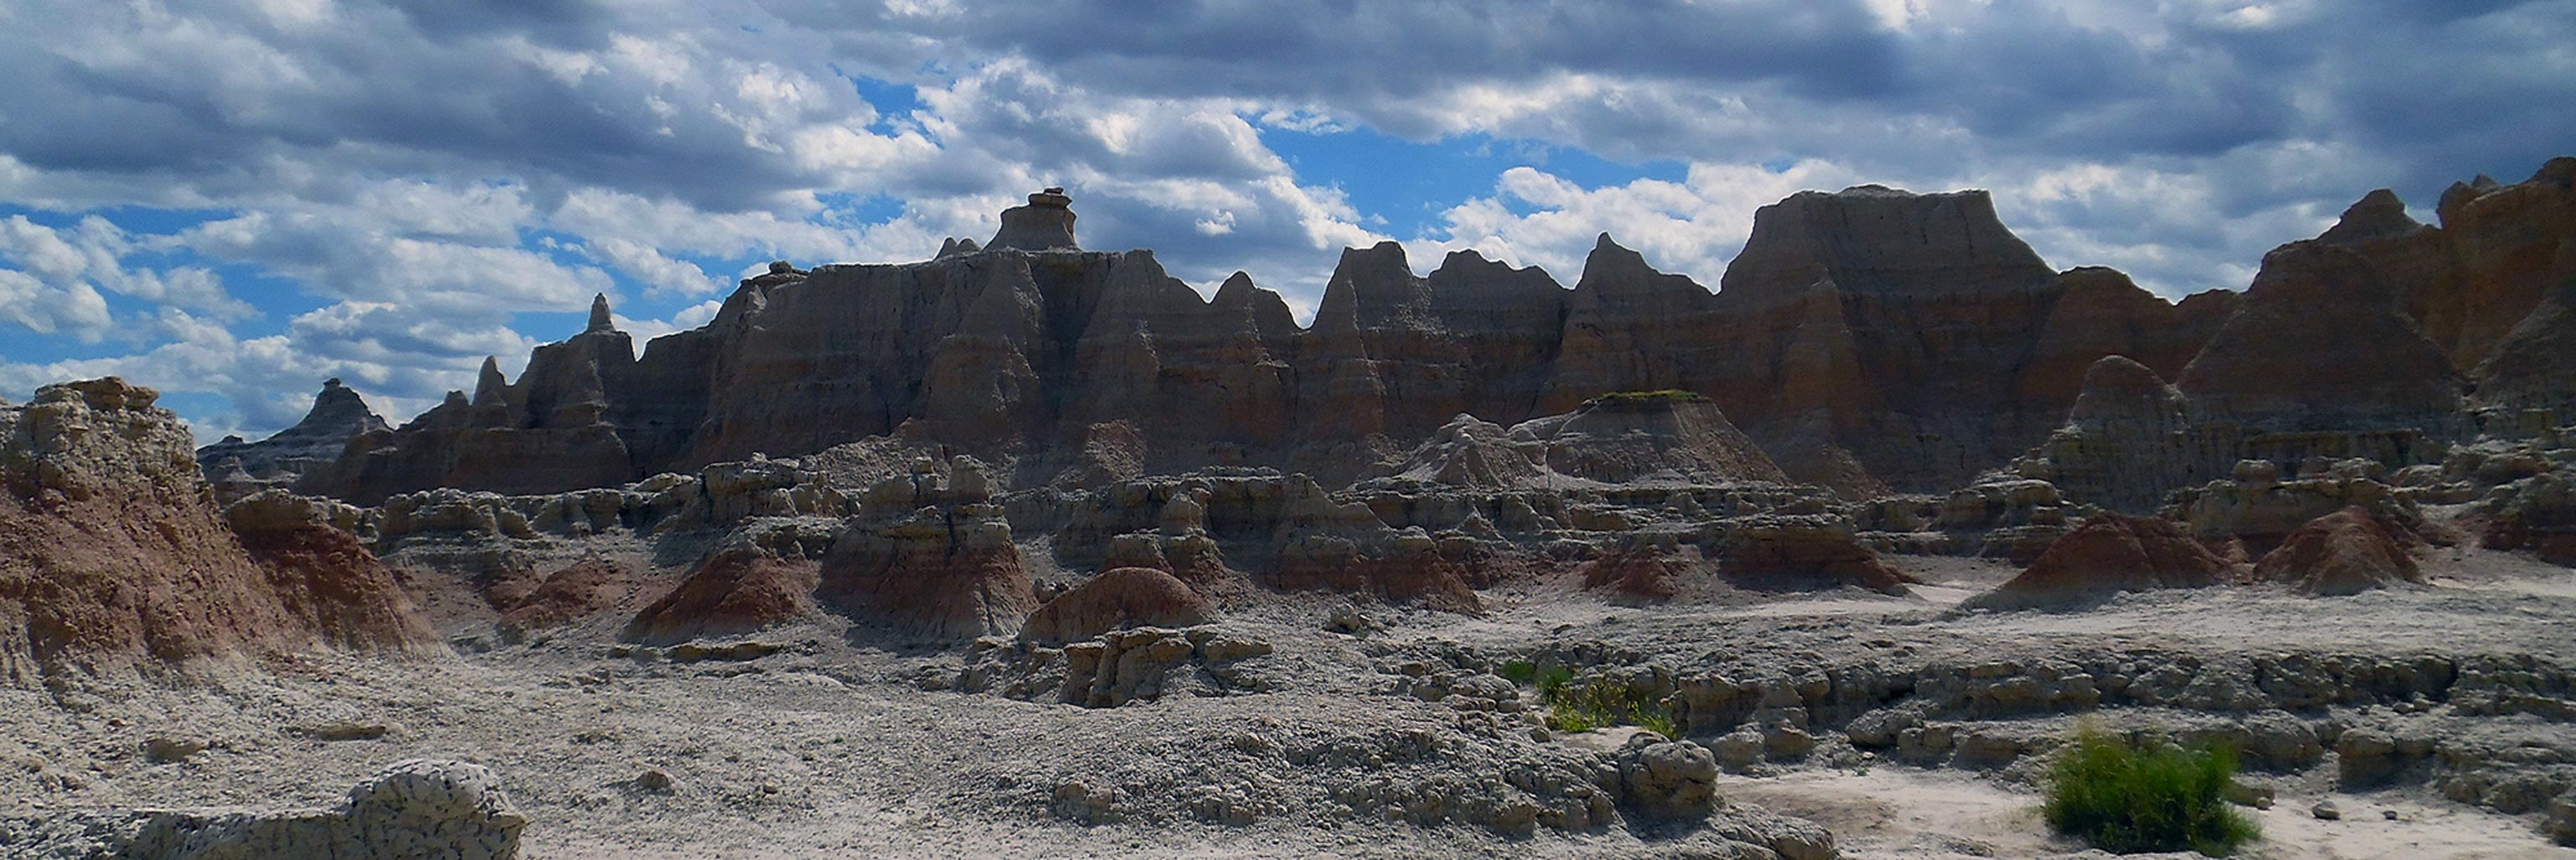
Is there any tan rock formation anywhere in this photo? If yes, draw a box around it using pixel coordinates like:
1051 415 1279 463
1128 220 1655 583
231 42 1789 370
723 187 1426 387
989 187 1078 251
818 466 1036 640
2179 241 2463 433
495 559 636 641
223 491 438 654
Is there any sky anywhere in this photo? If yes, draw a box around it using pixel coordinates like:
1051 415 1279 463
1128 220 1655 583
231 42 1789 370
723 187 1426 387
1 0 2570 443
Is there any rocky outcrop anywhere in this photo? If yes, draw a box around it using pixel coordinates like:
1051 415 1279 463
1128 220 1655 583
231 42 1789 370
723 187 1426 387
1020 566 1214 644
818 460 1036 640
223 490 439 654
1967 512 2234 609
1367 393 1788 491
296 180 2258 504
2413 158 2576 371
626 545 821 645
2252 507 2426 596
2471 265 2576 417
989 187 1078 252
298 296 646 504
2167 461 2431 555
1 378 435 684
494 559 636 641
2179 241 2463 434
195 378 390 496
3 758 525 859
1705 514 1913 594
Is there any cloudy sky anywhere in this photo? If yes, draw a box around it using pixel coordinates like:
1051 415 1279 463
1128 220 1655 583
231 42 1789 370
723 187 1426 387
2 0 2569 442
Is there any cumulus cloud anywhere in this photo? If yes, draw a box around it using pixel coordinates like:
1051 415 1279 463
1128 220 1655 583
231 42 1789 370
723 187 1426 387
0 0 2568 440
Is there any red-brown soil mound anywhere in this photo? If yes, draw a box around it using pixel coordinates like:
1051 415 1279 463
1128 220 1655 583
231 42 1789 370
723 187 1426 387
1969 512 2233 609
626 547 820 644
1021 566 1216 644
2254 507 2427 596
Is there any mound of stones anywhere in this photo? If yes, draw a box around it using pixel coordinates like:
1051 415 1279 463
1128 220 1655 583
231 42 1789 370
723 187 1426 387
0 758 525 859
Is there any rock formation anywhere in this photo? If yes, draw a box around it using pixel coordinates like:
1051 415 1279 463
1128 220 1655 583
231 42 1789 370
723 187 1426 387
1706 514 1914 594
2253 507 2426 596
818 460 1036 641
990 187 1078 251
1 378 434 684
195 378 390 497
295 180 2250 504
494 558 636 641
10 758 525 859
626 545 822 645
223 490 439 654
1020 566 1215 644
1968 512 2235 609
2178 241 2463 434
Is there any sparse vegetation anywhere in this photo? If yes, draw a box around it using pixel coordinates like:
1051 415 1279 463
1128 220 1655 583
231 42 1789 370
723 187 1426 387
1591 389 1700 404
2043 727 2259 857
1526 672 1680 738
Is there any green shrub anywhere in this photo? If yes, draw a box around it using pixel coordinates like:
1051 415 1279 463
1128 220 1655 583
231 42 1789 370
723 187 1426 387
1592 389 1697 404
1498 659 1538 685
2044 727 2260 857
1540 675 1679 738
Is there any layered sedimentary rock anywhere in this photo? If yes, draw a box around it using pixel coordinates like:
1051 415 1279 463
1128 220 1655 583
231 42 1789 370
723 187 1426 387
1020 566 1214 644
0 378 434 684
298 181 2249 504
1968 512 2234 610
2001 164 2576 513
195 378 390 494
818 459 1036 640
2179 241 2463 433
626 545 821 644
1367 393 1787 490
2253 507 2426 596
299 294 647 504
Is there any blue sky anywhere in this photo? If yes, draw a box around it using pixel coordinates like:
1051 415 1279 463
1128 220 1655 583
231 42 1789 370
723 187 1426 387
2 0 2570 442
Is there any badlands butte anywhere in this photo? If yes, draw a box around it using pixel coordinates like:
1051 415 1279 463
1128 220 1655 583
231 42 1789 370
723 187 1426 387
3 160 2574 859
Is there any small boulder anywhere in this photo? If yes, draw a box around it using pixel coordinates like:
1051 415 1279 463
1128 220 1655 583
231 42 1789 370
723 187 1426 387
1619 736 1719 822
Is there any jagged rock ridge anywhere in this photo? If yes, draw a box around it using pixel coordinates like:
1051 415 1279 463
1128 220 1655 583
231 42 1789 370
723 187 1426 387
298 185 2252 503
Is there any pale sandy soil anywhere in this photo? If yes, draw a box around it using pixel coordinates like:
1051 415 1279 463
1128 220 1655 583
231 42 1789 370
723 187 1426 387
3 549 2570 858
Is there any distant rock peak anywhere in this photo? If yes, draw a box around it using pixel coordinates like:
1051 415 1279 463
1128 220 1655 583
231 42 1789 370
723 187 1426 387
2318 189 2427 247
990 188 1079 252
587 293 614 332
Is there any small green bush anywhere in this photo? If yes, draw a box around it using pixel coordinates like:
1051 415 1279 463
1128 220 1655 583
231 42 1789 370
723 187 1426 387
1540 675 1678 738
1498 659 1539 685
2044 727 2259 857
1592 389 1697 404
